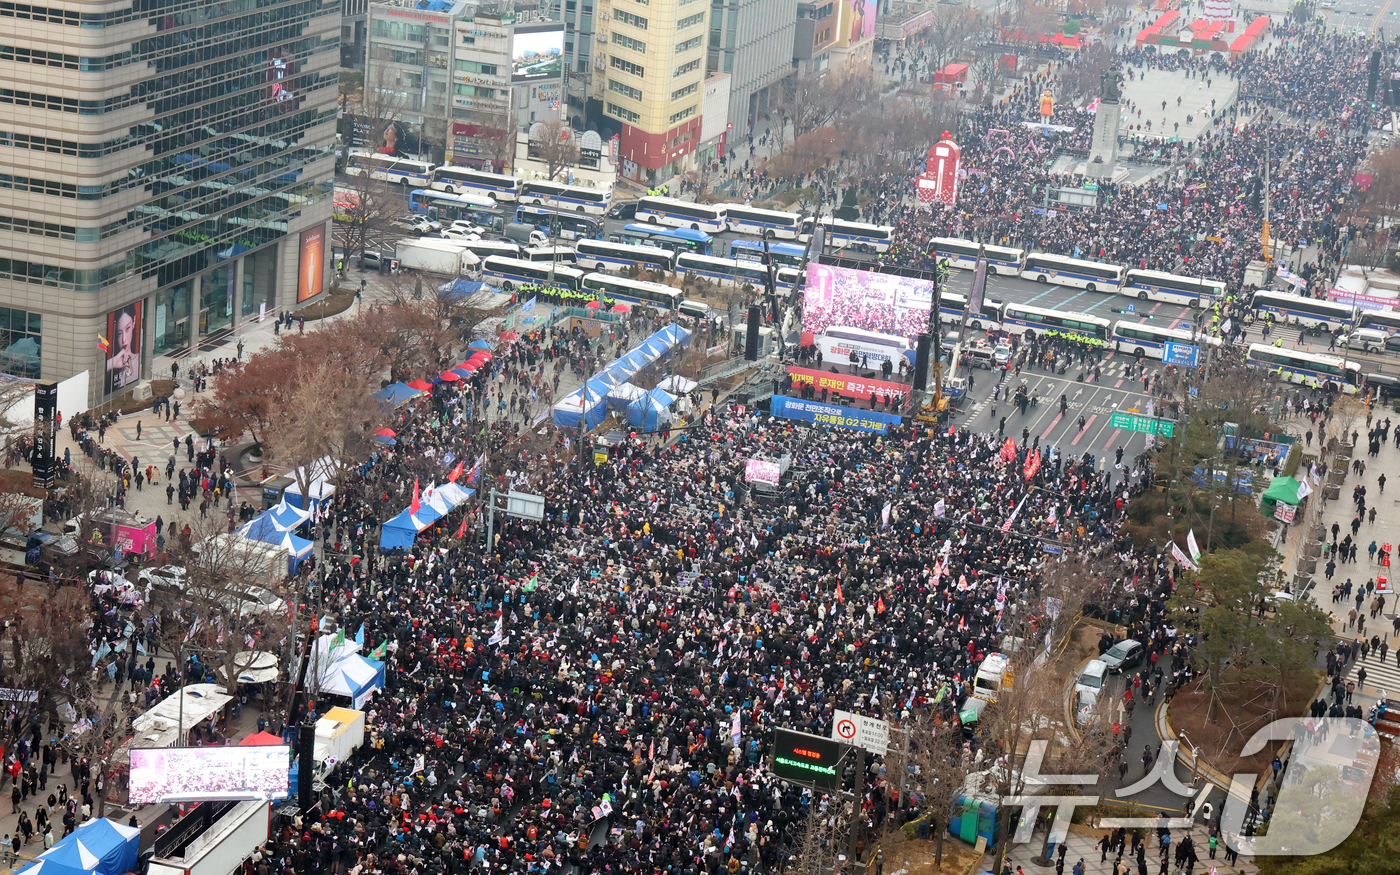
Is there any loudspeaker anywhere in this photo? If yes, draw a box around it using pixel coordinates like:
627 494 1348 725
744 306 760 361
912 333 932 391
1369 50 1381 102
297 717 316 811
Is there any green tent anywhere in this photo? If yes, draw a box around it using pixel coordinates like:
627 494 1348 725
1261 476 1304 518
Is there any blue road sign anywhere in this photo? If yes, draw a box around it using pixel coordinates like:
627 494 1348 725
1163 342 1200 368
1125 303 1136 313
1189 386 1198 397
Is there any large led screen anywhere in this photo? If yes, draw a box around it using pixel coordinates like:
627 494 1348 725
129 745 290 803
511 24 565 83
801 263 935 341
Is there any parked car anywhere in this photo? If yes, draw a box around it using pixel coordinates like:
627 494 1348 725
406 215 441 233
1099 639 1144 674
137 565 188 592
606 201 638 220
359 250 383 270
441 227 483 242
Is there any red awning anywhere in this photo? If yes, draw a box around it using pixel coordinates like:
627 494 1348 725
438 371 462 382
405 379 433 392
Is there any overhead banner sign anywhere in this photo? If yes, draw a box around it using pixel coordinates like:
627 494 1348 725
770 395 902 434
831 709 890 756
787 366 910 404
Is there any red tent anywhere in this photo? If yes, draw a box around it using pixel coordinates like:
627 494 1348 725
438 371 462 382
405 379 433 392
238 731 285 746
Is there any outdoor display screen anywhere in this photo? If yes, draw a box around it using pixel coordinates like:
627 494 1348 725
801 263 935 340
129 745 290 803
771 729 843 790
510 24 565 82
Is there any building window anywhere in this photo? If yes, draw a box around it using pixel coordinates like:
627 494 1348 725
610 56 645 77
0 307 40 379
613 9 647 29
673 58 700 77
611 32 645 53
606 101 640 123
454 60 499 75
668 104 695 124
671 82 697 101
608 79 643 101
674 36 702 53
677 12 704 28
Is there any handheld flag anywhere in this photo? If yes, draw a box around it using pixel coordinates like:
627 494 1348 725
370 640 388 659
447 461 464 483
354 624 365 647
410 478 421 515
468 452 485 485
1187 529 1202 562
455 515 468 539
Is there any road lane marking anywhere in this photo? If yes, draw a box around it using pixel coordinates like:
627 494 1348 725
1072 414 1098 446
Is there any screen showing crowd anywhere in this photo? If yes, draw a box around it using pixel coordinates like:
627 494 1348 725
801 264 935 341
129 745 290 803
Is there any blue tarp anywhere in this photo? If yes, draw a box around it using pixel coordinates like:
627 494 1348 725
377 483 475 551
440 280 500 299
468 339 493 350
373 382 420 406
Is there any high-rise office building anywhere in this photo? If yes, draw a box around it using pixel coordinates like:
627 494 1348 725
0 0 339 403
707 0 795 134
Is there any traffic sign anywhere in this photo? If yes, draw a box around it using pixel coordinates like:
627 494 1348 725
830 709 890 755
1110 412 1175 437
1125 303 1135 313
1162 342 1200 368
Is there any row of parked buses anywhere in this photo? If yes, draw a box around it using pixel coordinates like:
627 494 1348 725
345 152 898 252
930 238 1229 308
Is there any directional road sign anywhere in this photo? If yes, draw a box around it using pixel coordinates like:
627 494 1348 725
1110 412 1174 437
1162 342 1200 368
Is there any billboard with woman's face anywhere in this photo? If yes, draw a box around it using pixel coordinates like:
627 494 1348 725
104 302 142 396
840 0 878 45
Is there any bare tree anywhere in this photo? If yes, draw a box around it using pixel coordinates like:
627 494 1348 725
925 6 979 76
530 120 581 182
334 170 413 268
904 710 976 866
786 800 851 875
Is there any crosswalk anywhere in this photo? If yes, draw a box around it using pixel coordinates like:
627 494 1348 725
1344 645 1400 699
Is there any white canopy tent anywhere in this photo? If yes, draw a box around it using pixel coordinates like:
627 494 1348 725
121 684 234 755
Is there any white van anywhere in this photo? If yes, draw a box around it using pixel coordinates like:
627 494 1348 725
1074 659 1109 702
1343 327 1387 354
972 652 1013 703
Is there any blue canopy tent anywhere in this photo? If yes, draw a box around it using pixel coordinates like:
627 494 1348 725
318 653 387 709
239 501 315 573
19 819 140 875
439 279 499 299
377 482 474 551
551 382 608 430
626 387 675 432
552 325 691 429
379 505 444 551
468 339 493 350
373 382 420 406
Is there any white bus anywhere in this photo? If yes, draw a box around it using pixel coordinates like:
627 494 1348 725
431 166 521 201
520 245 578 265
458 240 521 260
676 252 772 288
518 180 611 215
1251 290 1356 332
801 217 894 254
1245 343 1362 392
1111 321 1221 360
1122 269 1224 309
929 238 1027 276
346 150 437 187
722 203 801 239
480 256 585 292
636 197 728 234
816 326 908 370
574 239 677 273
1021 253 1126 292
999 304 1111 343
580 273 684 311
1356 309 1400 336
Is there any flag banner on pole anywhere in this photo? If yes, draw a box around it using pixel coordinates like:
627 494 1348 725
1171 541 1199 571
1187 530 1202 562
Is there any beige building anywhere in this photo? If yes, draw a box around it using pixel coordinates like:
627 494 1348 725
595 0 711 183
0 0 339 403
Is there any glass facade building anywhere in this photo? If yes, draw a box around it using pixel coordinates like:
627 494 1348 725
0 0 338 400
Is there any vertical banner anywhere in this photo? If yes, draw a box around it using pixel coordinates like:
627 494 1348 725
104 302 142 395
297 225 325 303
968 256 988 321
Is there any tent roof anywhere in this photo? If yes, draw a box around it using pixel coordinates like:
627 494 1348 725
373 382 420 405
1263 476 1303 505
239 730 286 746
656 374 697 394
607 382 646 402
124 685 232 754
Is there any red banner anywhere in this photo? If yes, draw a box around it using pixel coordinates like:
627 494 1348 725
787 366 909 403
